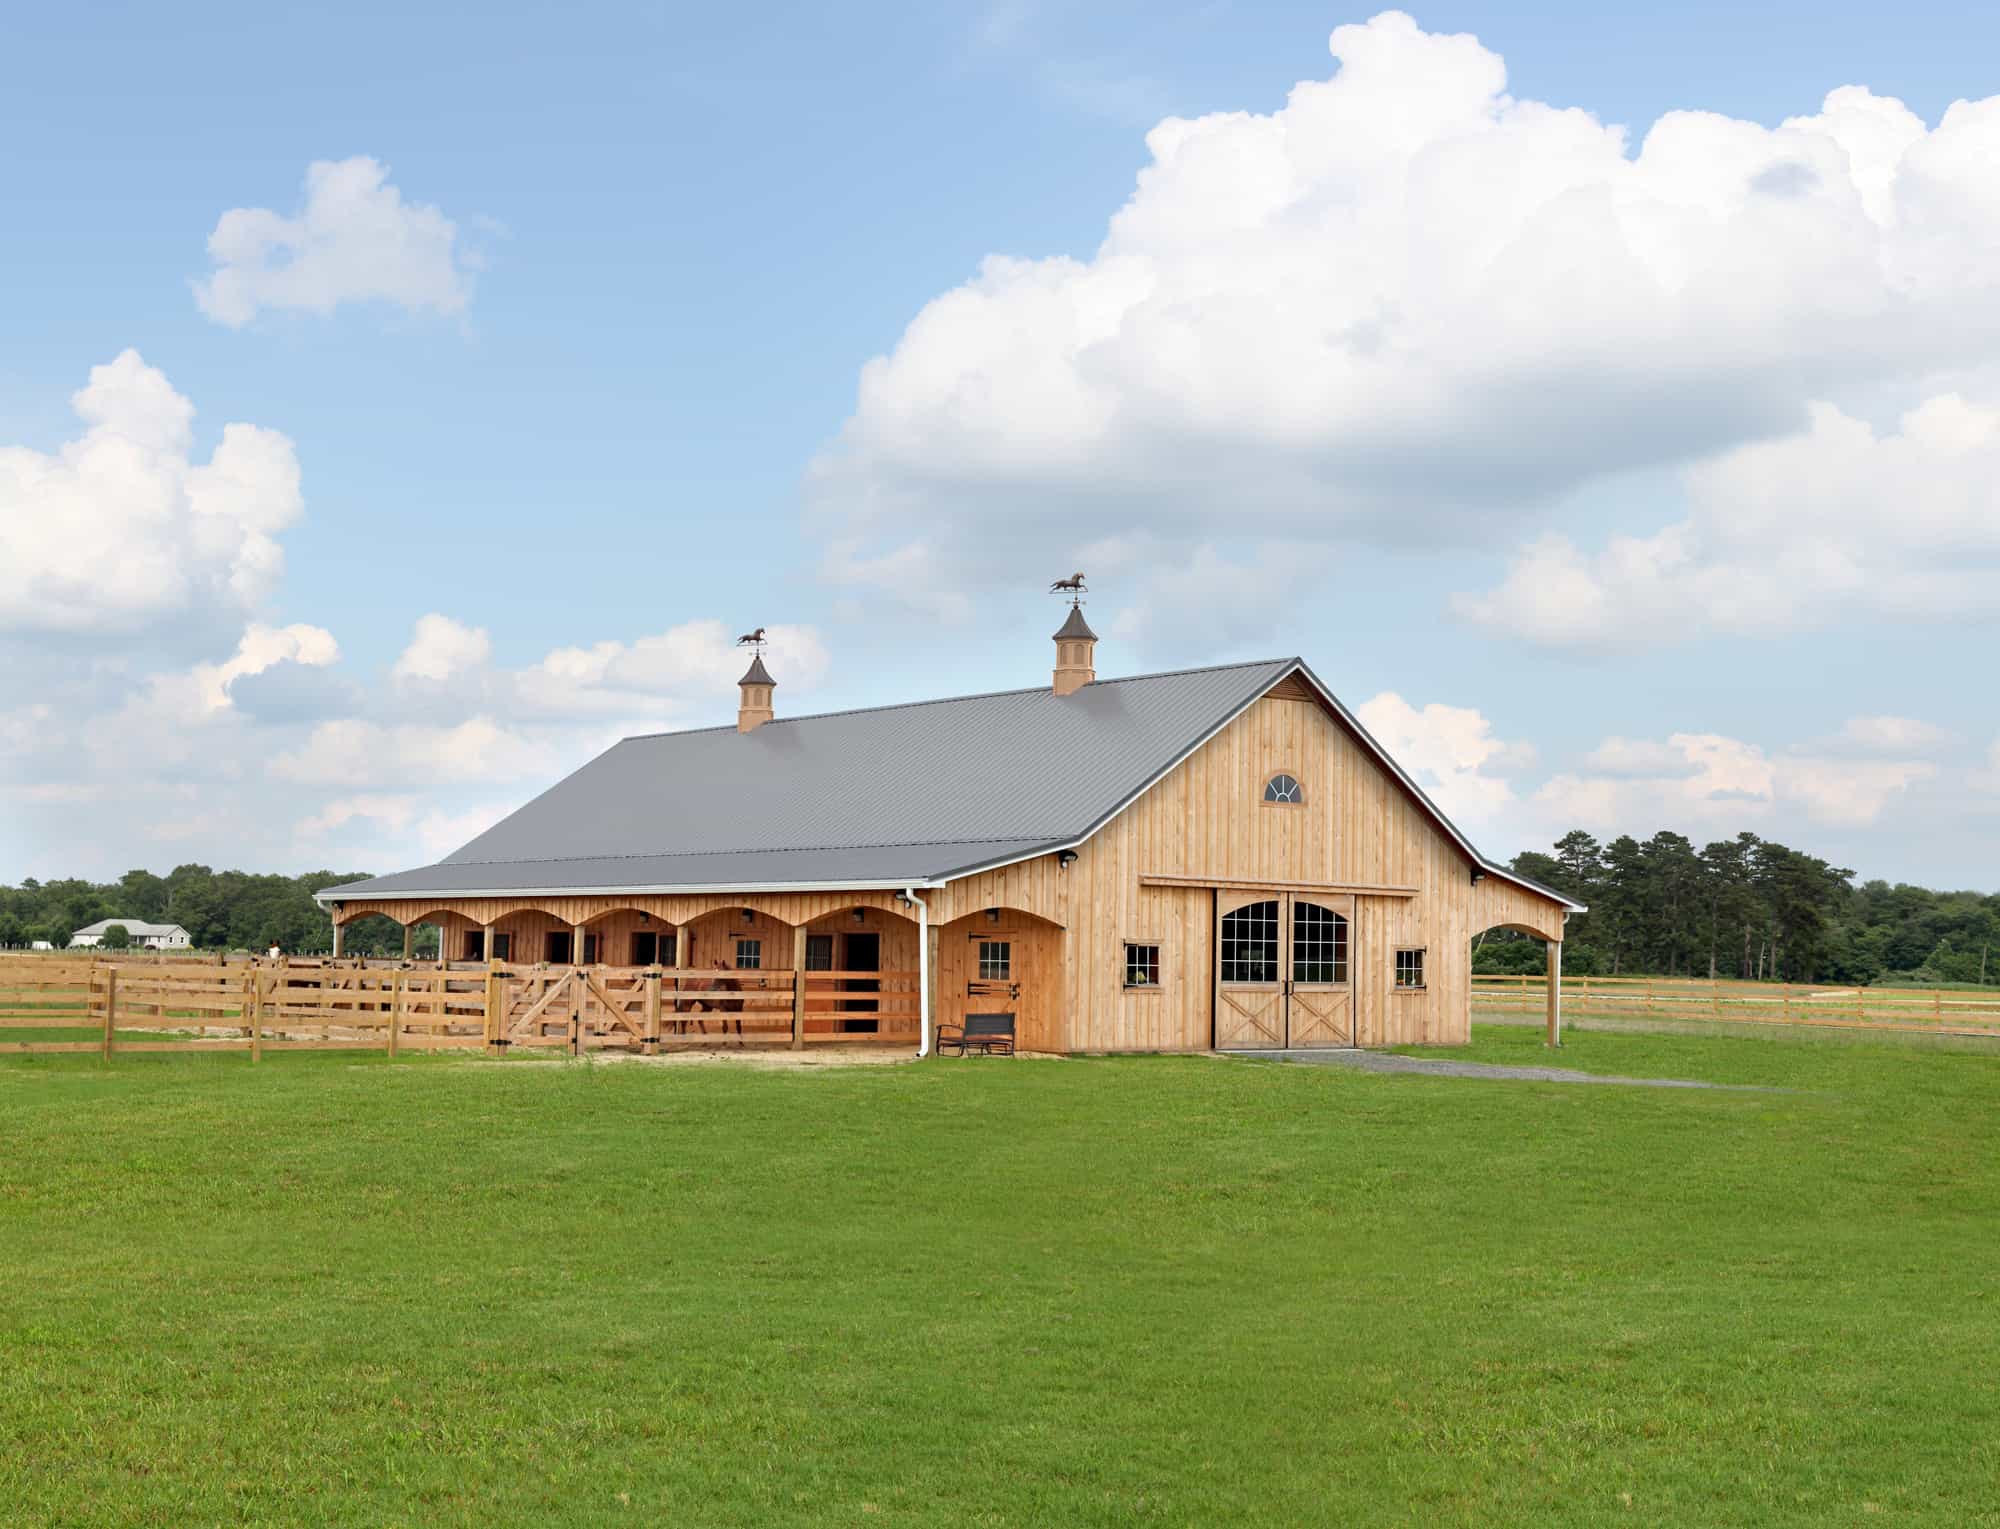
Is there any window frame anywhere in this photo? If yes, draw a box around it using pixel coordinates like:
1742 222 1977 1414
1123 941 1162 991
1262 770 1305 806
1394 947 1427 992
735 937 762 970
977 940 1012 981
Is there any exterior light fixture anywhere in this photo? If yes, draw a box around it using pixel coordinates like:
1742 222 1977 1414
741 909 754 924
852 909 866 924
1057 850 1078 869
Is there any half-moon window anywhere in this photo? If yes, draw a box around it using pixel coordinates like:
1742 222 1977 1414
1264 773 1303 804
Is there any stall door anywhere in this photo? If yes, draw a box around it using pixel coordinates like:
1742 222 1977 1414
1214 892 1355 1049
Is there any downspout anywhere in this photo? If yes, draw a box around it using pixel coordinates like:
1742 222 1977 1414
904 887 931 1057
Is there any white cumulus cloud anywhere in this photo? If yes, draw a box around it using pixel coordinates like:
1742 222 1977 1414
195 156 474 327
807 10 2000 642
1353 691 1533 826
0 351 303 637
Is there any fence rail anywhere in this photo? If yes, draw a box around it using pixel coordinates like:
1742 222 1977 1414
0 955 919 1060
1474 972 2000 1038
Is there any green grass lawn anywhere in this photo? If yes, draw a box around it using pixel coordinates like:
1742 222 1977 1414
3 1031 1998 1526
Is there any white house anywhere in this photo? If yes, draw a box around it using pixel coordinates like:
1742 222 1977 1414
68 919 193 951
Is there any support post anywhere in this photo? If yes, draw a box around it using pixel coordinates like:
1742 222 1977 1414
402 922 413 960
331 919 344 960
102 964 116 1062
249 966 263 1063
791 926 807 1051
574 921 588 968
483 922 495 966
1545 940 1562 1048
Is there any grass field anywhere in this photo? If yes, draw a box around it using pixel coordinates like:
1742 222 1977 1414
3 1030 1998 1525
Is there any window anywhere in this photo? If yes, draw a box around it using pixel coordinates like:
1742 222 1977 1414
805 934 835 972
1292 903 1348 984
978 941 1012 980
462 931 484 961
545 931 572 964
1395 948 1426 990
492 932 512 962
631 931 657 966
735 938 762 969
1220 901 1280 984
581 933 600 965
1124 943 1161 988
1263 773 1303 804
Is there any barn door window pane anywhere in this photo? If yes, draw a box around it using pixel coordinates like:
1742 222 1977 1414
1292 903 1348 984
491 932 512 962
631 931 657 966
978 941 1012 980
735 938 762 969
805 934 835 971
1220 901 1280 983
545 932 573 964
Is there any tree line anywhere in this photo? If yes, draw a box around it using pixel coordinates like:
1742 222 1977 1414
0 866 433 957
1481 830 1999 987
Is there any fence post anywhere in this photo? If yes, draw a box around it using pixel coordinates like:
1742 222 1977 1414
102 964 116 1062
1781 984 1792 1024
644 969 662 1054
249 965 263 1063
388 968 403 1061
1934 987 1944 1031
792 927 807 1051
1712 980 1721 1023
485 961 503 1056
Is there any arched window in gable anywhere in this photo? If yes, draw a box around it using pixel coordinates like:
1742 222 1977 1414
1263 773 1303 804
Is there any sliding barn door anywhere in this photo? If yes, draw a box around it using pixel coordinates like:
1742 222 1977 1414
1213 891 1356 1049
1215 892 1285 1049
1286 896 1354 1048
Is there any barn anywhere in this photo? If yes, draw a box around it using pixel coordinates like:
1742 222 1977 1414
316 610 1579 1053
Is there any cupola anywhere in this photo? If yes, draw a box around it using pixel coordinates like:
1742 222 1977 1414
737 652 776 732
1052 603 1098 696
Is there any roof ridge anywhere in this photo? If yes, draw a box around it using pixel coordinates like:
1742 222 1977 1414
439 834 1067 870
617 657 1297 742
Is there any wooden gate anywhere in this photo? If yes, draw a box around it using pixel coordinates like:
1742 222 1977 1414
499 968 648 1052
1214 892 1355 1049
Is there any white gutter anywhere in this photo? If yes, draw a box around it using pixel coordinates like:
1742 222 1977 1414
904 886 931 1058
314 876 944 907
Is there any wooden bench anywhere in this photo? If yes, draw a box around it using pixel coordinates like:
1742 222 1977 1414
939 1011 1015 1056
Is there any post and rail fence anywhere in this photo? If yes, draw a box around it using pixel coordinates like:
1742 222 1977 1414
1474 971 2000 1040
0 953 919 1060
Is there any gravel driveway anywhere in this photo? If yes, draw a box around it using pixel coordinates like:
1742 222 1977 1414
1230 1048 1776 1091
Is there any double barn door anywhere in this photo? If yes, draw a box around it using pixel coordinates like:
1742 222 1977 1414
1214 891 1355 1050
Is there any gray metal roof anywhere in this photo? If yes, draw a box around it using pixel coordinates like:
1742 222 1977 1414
317 657 1582 913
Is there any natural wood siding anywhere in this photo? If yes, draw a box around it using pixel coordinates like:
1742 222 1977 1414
337 680 1568 1052
930 690 1567 1050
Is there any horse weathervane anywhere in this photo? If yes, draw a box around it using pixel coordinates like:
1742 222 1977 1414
1049 571 1087 607
735 625 768 653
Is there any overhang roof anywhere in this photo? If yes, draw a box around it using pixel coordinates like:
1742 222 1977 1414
317 658 1582 913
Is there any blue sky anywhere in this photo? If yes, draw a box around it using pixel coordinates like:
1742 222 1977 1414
4 3 1999 888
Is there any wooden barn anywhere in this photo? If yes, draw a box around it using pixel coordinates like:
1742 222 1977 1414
317 610 1580 1054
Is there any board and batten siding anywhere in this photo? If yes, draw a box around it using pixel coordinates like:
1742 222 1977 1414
930 687 1568 1051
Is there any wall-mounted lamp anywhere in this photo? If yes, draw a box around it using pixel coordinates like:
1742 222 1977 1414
639 911 650 923
852 908 866 924
1470 869 1486 885
985 908 1001 925
1057 850 1078 869
741 909 755 924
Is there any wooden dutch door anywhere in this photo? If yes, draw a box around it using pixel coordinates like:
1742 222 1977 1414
1214 892 1354 1049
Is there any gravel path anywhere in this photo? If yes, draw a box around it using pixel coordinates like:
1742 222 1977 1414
1232 1048 1776 1091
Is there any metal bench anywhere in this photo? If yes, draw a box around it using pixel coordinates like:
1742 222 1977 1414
939 1011 1015 1056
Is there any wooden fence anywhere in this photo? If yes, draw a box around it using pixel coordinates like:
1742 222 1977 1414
1474 972 2000 1039
0 956 919 1059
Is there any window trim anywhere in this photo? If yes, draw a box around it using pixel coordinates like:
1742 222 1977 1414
1262 770 1306 806
1394 947 1427 992
1123 940 1163 991
735 937 762 970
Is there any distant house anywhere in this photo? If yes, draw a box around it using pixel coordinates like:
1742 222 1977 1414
317 607 1580 1054
29 940 55 951
68 919 193 951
